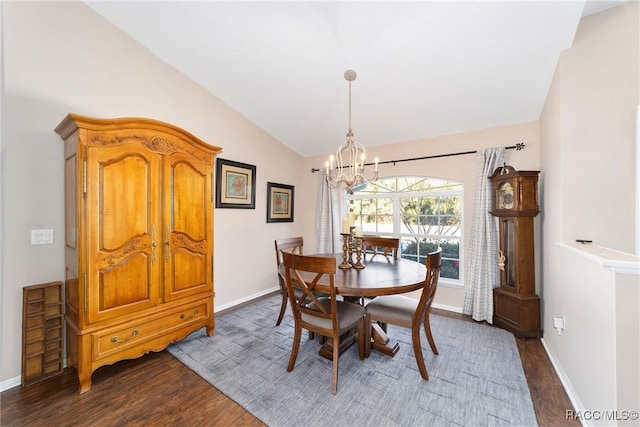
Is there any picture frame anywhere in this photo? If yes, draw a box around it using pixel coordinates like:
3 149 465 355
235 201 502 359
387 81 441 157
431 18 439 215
215 158 256 209
266 182 294 223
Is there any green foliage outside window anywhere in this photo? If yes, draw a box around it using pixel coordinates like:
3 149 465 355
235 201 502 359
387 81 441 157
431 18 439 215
400 239 460 280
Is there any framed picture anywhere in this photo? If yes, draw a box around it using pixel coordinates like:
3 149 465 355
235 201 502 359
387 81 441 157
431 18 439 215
215 158 256 209
266 182 294 223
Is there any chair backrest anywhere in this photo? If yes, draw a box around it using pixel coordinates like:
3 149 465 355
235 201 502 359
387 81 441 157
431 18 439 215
414 248 442 323
275 237 304 269
361 236 400 259
282 252 337 331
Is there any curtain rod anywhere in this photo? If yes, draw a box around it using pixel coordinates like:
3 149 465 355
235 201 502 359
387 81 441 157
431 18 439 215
311 142 525 173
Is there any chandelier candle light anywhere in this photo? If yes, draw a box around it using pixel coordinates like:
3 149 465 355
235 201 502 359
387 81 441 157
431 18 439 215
340 213 354 234
325 70 379 191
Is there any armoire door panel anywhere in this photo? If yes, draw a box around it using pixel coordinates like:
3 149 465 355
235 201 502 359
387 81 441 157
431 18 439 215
99 154 154 250
64 153 78 248
65 274 79 319
164 152 213 302
172 161 207 241
98 254 152 311
171 249 207 292
86 145 162 323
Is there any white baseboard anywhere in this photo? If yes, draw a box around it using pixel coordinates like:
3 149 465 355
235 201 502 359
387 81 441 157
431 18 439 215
432 302 463 313
540 337 588 427
214 287 279 313
1 375 21 392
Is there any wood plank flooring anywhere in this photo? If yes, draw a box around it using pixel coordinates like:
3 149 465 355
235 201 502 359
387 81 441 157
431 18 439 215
2 304 578 426
1 351 264 427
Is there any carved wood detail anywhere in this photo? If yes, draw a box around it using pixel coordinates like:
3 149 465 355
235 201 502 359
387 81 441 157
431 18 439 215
102 238 147 266
91 135 208 162
172 234 206 252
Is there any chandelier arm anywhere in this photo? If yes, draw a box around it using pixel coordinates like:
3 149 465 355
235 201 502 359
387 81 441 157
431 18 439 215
334 148 344 182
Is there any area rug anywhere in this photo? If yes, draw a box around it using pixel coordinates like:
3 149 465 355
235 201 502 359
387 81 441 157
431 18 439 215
167 295 537 427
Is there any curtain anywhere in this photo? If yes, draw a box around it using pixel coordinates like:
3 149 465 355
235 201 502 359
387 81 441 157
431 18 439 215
315 171 341 253
463 147 505 323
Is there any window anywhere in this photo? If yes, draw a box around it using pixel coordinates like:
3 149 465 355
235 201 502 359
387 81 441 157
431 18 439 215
348 177 463 284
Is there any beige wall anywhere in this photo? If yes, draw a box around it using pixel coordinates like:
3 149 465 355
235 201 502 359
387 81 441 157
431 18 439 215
540 1 639 422
561 2 638 253
1 1 305 384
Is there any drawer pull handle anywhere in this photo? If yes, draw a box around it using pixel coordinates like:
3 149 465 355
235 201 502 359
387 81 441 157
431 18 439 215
111 329 139 343
180 309 200 321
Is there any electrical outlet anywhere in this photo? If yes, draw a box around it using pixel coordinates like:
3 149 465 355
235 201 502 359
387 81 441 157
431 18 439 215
553 316 565 335
31 229 54 245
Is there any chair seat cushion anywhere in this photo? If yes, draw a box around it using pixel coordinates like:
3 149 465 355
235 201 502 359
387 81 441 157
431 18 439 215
365 295 418 325
303 300 366 331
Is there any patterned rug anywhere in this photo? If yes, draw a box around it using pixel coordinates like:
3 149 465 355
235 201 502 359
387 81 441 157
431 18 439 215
168 295 537 426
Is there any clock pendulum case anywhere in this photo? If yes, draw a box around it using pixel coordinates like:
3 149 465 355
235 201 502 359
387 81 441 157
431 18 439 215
489 164 542 338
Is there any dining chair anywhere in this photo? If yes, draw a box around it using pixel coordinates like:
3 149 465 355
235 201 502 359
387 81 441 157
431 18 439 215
364 248 442 380
274 237 304 326
361 236 400 260
282 252 366 394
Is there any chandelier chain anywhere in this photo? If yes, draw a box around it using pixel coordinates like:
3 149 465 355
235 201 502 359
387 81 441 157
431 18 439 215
348 78 352 133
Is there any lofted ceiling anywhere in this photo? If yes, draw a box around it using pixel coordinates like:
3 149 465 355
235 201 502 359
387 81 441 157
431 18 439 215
85 1 624 157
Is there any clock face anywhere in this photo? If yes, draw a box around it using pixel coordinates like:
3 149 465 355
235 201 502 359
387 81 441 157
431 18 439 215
498 182 514 210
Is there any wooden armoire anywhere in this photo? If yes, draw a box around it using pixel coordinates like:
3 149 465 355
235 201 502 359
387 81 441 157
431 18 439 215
55 114 221 393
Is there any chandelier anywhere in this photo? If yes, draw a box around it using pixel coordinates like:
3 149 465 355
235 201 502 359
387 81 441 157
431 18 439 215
325 70 378 191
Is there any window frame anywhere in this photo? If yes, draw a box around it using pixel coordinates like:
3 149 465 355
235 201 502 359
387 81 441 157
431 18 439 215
347 176 464 287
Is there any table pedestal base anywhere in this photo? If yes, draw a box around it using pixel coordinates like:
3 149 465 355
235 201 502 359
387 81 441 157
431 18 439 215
318 331 356 360
318 323 401 359
370 323 399 357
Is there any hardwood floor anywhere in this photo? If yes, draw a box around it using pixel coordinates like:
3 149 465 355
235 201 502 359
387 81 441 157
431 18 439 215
2 304 578 427
516 338 580 427
1 351 265 427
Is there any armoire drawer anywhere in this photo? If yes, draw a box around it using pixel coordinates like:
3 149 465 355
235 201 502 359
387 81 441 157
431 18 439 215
93 302 208 360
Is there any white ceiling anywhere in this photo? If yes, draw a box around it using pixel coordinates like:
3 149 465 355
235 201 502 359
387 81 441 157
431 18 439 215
84 1 622 157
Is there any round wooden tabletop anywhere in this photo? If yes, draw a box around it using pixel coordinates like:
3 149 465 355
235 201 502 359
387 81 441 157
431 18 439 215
291 253 427 297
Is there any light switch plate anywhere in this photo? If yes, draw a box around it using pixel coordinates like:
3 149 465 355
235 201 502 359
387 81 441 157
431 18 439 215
553 316 565 329
31 229 54 245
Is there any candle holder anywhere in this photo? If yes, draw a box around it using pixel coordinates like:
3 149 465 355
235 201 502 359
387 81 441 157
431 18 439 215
339 233 352 269
348 226 355 264
353 237 365 269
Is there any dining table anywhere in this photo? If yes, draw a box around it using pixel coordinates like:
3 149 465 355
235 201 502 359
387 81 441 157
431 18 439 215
280 252 427 358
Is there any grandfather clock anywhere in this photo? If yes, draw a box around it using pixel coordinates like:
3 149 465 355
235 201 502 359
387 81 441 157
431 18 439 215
489 165 541 338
